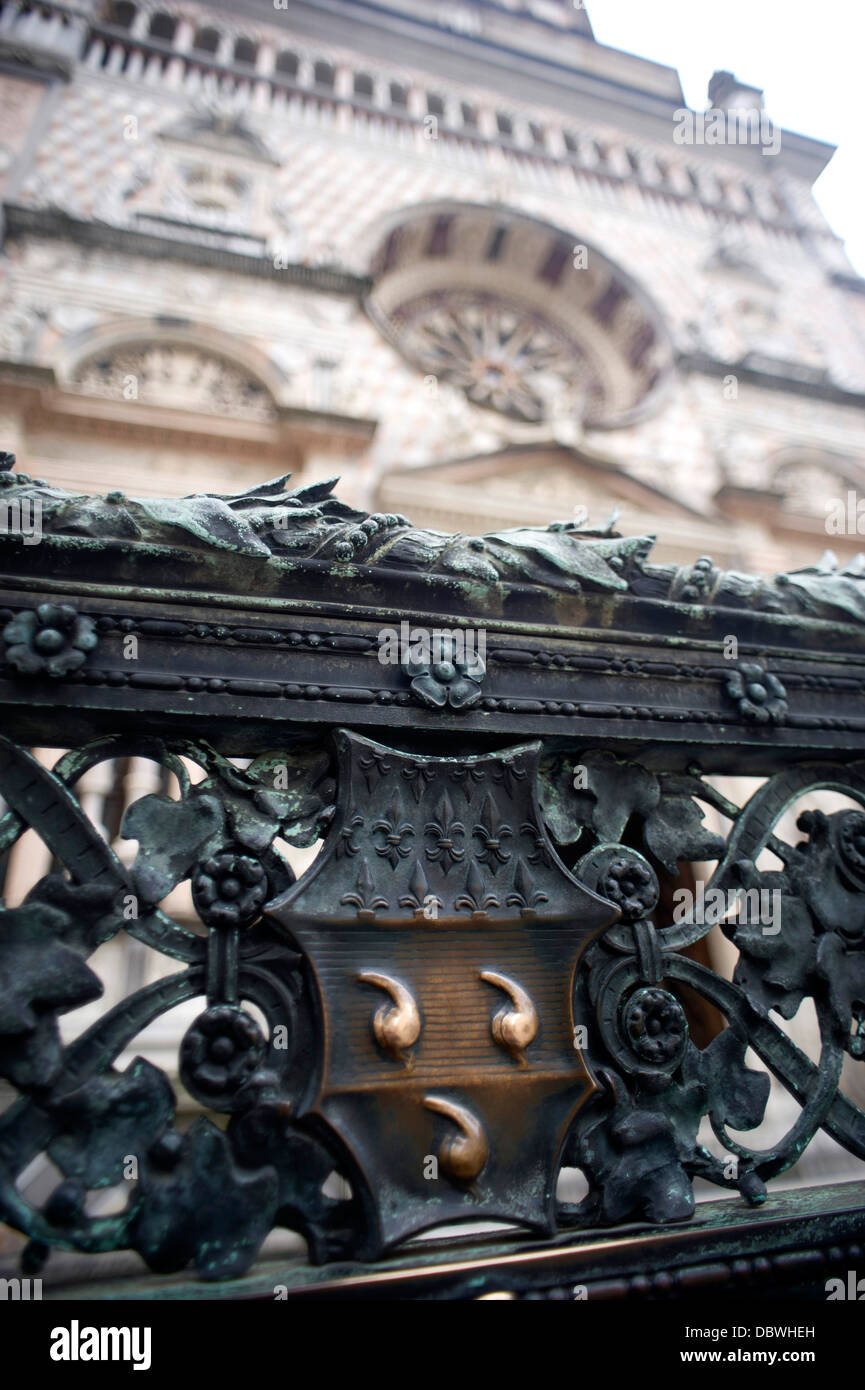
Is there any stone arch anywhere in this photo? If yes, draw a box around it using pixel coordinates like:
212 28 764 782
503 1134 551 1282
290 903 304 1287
360 200 674 430
770 447 865 519
56 320 288 421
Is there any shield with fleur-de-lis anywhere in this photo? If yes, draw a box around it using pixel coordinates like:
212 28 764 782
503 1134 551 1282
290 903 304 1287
267 730 618 1254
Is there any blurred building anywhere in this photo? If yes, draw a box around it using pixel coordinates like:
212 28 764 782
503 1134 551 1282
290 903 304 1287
1 0 864 568
1 0 864 1202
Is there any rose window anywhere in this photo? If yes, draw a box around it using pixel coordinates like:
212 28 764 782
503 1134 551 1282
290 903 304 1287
366 203 673 429
394 292 597 423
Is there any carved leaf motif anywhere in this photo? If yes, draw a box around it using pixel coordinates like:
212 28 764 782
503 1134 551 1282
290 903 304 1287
816 934 865 1057
130 1118 279 1280
692 1029 771 1133
123 790 224 904
539 750 658 846
136 495 272 557
574 1087 695 1226
644 775 726 874
48 1058 176 1188
229 1101 365 1264
0 883 105 1089
539 753 724 873
244 748 335 848
730 894 816 1019
778 562 865 623
0 737 128 937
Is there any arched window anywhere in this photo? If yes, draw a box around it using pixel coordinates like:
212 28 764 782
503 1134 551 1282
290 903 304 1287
354 72 374 99
69 341 277 422
460 101 478 129
148 11 177 42
365 203 673 428
529 122 545 148
562 131 578 155
313 60 334 89
233 38 257 67
389 82 408 108
192 26 219 54
275 50 298 78
427 92 445 118
496 112 513 137
110 2 136 29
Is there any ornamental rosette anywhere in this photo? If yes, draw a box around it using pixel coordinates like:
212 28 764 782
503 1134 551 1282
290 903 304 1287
623 987 688 1066
179 1005 267 1110
724 660 787 726
402 633 485 710
191 849 268 928
3 603 98 678
603 857 659 921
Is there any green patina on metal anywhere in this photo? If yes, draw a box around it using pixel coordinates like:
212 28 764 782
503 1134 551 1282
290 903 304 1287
0 452 863 1295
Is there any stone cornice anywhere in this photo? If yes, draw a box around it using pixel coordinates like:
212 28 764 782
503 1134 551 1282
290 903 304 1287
1 205 372 297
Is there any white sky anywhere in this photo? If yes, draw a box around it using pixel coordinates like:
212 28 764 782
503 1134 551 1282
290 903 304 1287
588 0 865 275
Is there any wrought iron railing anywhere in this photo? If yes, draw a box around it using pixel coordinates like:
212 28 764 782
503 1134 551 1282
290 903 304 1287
0 450 863 1298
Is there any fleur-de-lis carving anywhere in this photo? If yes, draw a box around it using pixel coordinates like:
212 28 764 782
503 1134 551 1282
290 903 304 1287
372 790 415 868
472 794 513 873
448 763 486 803
401 760 437 804
358 750 392 792
506 860 549 916
335 813 364 859
520 819 553 867
424 791 465 873
491 759 527 799
399 858 431 913
341 860 388 919
455 860 500 917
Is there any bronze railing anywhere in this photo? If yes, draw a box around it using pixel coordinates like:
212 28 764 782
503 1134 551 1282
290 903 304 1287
0 451 863 1298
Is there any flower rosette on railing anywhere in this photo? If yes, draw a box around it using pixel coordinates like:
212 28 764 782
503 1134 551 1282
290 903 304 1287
402 632 486 709
2 602 98 678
